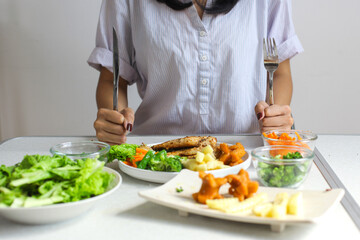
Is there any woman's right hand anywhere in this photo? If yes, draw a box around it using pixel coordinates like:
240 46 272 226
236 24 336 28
93 107 134 145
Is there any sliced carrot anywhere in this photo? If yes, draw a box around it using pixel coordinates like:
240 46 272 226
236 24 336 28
295 131 303 140
133 155 145 160
136 148 148 154
264 131 311 156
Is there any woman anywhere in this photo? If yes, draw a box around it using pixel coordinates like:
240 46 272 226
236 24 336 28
88 0 303 145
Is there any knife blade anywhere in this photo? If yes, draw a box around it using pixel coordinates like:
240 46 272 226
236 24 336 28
112 27 120 111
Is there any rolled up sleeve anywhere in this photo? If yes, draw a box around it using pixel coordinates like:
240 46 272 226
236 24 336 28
267 0 304 62
87 0 139 85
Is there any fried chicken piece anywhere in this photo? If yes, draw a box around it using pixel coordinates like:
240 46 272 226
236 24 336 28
192 171 227 204
226 169 259 201
218 142 245 166
166 137 217 156
152 136 216 151
151 136 217 157
166 148 199 157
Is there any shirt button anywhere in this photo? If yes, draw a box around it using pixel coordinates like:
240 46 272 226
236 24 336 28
201 55 208 61
200 31 207 37
201 79 208 85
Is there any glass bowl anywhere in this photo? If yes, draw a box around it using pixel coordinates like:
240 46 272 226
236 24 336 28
50 141 110 163
251 145 315 188
262 130 318 151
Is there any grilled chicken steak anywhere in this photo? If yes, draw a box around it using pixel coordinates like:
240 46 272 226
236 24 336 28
151 136 217 157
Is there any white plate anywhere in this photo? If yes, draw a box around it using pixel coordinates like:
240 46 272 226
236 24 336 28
118 149 251 184
139 169 345 232
0 167 122 224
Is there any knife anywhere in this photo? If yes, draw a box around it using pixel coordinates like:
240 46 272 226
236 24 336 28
112 27 120 112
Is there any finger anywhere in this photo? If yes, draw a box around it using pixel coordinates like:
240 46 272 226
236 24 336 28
264 105 292 118
262 115 294 129
97 108 125 125
94 116 126 136
120 108 135 132
254 101 269 120
100 121 127 135
262 125 292 132
96 130 127 145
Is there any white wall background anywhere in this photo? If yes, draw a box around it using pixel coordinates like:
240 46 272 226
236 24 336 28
0 0 359 141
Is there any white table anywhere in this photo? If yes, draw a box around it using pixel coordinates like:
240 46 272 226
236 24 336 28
0 135 359 240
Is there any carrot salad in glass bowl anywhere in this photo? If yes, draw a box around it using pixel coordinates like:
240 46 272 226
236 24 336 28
262 130 318 153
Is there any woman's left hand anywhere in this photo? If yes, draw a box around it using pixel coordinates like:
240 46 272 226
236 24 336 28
254 101 294 132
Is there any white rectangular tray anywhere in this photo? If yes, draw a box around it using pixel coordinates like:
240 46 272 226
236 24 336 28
139 169 344 232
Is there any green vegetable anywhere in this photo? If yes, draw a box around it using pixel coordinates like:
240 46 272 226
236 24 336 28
108 144 184 172
137 151 155 169
148 150 183 172
176 186 184 193
257 152 309 188
135 149 183 172
0 155 115 208
108 144 139 162
282 151 302 159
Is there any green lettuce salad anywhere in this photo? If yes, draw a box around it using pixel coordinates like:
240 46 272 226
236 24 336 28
0 155 115 208
108 143 138 162
108 144 183 172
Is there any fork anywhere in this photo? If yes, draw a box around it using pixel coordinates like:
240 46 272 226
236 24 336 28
263 38 279 105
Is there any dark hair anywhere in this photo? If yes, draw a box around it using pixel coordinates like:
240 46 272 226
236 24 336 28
156 0 239 14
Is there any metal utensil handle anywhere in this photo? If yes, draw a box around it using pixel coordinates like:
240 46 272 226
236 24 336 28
268 71 274 105
112 27 120 111
113 80 119 111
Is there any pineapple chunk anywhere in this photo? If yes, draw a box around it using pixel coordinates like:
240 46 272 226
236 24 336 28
195 163 207 171
202 145 214 154
225 193 268 213
207 193 268 213
206 159 218 170
268 192 289 219
204 153 215 163
253 202 273 217
183 159 197 171
287 192 304 216
196 152 205 163
268 205 287 219
219 164 230 169
206 198 239 211
273 192 289 206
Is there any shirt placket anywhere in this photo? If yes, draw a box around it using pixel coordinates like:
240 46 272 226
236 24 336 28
186 2 213 132
198 28 210 115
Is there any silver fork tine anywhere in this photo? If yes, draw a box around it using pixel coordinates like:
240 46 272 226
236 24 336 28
272 38 278 57
263 37 279 106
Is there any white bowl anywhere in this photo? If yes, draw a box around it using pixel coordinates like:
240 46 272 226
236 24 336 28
0 167 122 224
118 151 250 184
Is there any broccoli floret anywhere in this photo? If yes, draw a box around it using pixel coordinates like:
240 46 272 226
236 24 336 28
165 156 182 172
283 151 302 159
149 151 183 172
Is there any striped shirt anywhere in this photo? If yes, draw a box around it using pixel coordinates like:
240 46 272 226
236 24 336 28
88 0 303 135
